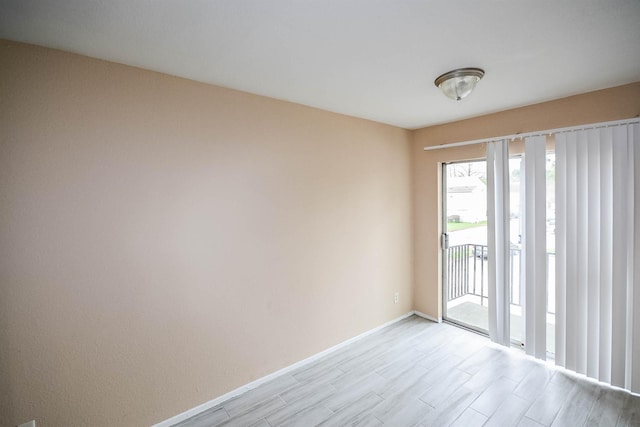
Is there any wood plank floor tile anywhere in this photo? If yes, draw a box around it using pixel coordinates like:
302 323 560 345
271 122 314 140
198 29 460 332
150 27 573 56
325 372 386 412
449 407 488 427
376 364 430 400
348 413 384 427
374 347 425 380
265 396 334 427
418 386 479 427
525 370 575 426
330 360 387 390
463 357 510 392
269 383 336 426
517 416 548 427
372 371 433 423
501 356 539 383
278 376 338 405
514 362 554 402
469 375 519 417
585 387 626 427
419 368 471 408
291 357 347 384
172 406 229 427
374 396 431 426
317 392 382 427
550 381 599 427
411 327 451 355
483 394 530 427
172 316 637 427
420 354 465 386
223 374 299 417
457 346 507 375
217 396 287 427
616 392 640 427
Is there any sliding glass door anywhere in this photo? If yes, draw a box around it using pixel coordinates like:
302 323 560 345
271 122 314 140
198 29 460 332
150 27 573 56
442 160 490 333
443 157 544 350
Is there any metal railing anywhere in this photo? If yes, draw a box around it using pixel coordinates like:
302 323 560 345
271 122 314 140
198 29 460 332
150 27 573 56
446 244 555 314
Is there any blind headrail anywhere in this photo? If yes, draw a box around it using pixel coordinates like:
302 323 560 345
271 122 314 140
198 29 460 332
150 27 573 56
423 117 640 151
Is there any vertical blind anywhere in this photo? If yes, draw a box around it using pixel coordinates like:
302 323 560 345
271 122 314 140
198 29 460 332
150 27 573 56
555 124 640 393
486 120 640 393
523 136 547 360
487 140 511 347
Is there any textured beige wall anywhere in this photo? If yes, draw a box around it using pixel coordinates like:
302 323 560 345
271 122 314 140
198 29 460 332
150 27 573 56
412 82 640 319
0 41 413 427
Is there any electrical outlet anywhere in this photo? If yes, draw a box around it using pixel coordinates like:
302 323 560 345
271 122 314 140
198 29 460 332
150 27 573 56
18 421 35 427
393 292 399 304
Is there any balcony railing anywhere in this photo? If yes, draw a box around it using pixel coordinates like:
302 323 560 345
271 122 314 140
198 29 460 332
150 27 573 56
446 244 555 314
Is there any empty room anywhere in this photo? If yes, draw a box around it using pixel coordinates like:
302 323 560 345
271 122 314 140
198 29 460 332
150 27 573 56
1 1 640 427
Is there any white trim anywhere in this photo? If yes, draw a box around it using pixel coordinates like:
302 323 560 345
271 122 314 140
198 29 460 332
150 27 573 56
423 117 640 151
413 310 441 323
152 311 416 427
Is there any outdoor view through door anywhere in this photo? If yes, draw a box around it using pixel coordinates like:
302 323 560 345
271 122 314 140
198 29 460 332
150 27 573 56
443 156 556 355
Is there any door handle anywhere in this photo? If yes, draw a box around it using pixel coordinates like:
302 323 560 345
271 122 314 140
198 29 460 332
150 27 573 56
441 233 450 250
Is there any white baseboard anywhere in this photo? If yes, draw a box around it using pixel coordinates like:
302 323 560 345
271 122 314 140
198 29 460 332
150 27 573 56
413 310 441 323
152 311 415 427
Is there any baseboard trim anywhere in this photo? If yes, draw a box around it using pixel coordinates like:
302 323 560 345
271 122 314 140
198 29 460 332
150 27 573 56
413 310 441 323
152 311 415 427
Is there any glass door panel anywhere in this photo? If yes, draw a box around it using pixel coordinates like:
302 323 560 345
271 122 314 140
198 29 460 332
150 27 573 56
443 152 556 356
443 160 489 333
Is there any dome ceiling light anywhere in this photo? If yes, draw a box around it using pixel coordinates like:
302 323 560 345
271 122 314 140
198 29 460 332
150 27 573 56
434 67 485 101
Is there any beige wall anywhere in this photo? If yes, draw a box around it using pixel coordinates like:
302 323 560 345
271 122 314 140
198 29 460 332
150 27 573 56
0 41 413 427
412 82 640 319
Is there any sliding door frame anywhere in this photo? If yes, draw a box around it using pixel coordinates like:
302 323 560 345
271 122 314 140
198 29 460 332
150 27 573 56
441 160 489 336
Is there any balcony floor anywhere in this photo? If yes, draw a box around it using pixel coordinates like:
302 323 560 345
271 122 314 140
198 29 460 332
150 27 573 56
446 297 556 355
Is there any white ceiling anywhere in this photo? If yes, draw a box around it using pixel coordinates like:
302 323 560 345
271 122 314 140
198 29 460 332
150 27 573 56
1 1 639 129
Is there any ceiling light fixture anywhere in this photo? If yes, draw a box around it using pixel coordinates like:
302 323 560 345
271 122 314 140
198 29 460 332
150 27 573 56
434 67 485 101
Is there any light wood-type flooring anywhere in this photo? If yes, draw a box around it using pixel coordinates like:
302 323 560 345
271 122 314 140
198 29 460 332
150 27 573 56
174 315 640 427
